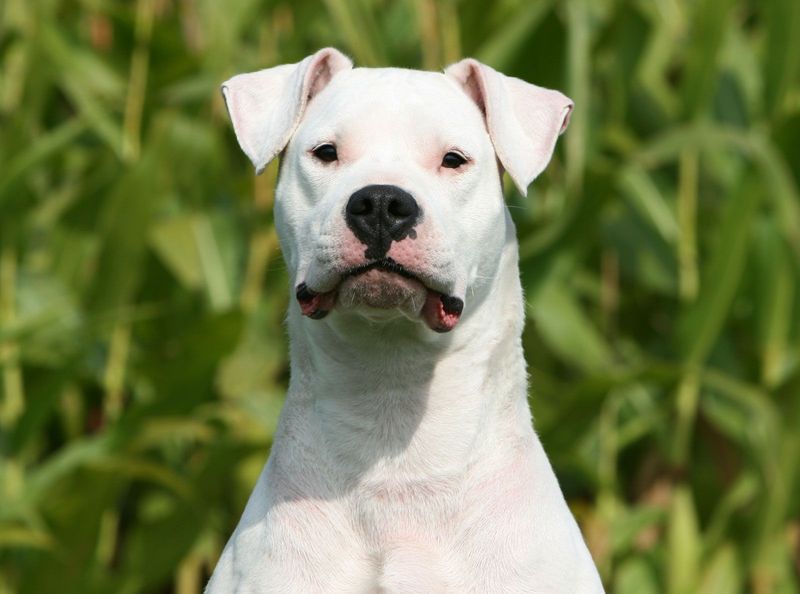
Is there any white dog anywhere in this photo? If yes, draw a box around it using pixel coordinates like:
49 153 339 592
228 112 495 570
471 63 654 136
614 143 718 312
207 48 604 593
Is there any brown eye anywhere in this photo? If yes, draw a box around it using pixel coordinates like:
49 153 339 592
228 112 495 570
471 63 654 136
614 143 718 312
441 151 467 168
312 143 338 162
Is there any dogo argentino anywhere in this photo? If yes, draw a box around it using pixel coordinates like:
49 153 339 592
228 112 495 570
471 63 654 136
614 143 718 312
207 47 604 593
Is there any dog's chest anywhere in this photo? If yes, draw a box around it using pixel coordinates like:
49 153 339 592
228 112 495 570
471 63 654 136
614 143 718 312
347 473 464 547
345 475 468 592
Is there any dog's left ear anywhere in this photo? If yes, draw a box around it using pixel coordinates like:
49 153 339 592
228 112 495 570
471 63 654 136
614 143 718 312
221 48 353 174
445 59 573 196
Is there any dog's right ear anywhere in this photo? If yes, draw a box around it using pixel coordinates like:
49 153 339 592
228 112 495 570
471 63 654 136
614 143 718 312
221 48 352 174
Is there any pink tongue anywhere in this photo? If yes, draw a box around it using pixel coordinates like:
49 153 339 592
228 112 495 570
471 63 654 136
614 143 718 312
422 292 463 333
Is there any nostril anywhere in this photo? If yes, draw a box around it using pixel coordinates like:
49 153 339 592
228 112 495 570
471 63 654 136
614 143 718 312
348 196 373 216
387 197 415 219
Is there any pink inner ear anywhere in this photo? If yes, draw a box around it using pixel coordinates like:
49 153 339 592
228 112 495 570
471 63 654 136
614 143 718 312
307 56 334 99
461 64 487 116
559 104 573 134
307 65 329 99
305 49 352 102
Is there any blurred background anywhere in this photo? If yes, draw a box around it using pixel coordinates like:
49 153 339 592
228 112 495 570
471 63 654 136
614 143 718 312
1 0 799 592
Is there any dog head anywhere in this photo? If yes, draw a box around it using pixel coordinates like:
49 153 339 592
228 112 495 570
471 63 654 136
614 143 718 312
222 48 571 333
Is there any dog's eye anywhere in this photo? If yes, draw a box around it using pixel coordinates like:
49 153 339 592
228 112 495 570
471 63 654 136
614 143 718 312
312 143 338 163
441 151 467 169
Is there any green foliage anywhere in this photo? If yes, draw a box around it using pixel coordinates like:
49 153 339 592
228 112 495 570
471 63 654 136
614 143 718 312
1 0 799 592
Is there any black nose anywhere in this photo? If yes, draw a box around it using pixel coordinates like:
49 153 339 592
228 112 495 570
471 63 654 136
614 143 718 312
345 185 421 260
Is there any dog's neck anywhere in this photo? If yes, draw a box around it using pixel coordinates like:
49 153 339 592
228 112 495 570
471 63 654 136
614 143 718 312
281 238 532 489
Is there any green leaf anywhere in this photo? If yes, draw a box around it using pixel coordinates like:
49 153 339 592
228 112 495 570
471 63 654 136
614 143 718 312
614 557 660 594
668 487 701 594
698 544 742 594
528 280 614 373
763 0 800 117
681 0 737 117
618 165 679 245
677 173 761 364
475 1 553 69
751 220 795 387
150 215 205 290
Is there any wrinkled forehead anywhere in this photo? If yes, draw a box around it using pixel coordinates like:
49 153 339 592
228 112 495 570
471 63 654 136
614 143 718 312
296 67 488 148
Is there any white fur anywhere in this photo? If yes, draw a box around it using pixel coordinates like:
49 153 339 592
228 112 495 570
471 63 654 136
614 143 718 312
209 48 603 593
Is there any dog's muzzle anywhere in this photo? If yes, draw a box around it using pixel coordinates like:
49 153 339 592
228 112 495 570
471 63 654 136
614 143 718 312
295 260 464 333
294 184 463 332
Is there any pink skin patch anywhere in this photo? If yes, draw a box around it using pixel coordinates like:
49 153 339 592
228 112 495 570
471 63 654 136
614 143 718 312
386 222 439 272
386 237 422 266
422 291 463 333
338 230 368 267
298 293 322 317
296 283 336 319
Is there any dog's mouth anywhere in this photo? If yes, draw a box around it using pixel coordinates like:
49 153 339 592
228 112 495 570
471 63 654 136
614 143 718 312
296 259 464 333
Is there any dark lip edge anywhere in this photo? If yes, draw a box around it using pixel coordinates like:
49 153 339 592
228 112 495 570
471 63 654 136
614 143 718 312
341 260 463 316
295 259 425 301
297 258 458 309
297 260 465 321
341 257 423 284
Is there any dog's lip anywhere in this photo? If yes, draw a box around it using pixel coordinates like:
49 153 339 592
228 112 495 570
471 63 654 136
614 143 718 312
296 259 464 332
341 258 420 284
